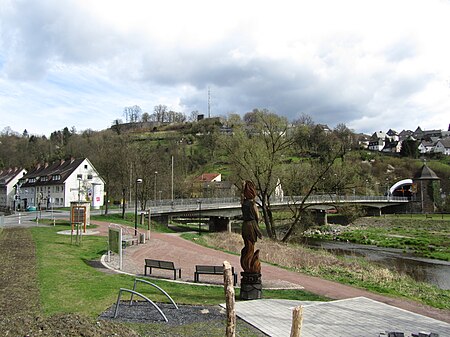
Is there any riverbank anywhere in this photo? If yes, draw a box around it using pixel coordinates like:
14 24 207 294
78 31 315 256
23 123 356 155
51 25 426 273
305 216 450 261
188 231 450 312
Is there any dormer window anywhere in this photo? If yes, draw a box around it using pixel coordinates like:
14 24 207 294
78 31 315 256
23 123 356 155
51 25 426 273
41 176 48 182
29 178 36 183
52 174 61 181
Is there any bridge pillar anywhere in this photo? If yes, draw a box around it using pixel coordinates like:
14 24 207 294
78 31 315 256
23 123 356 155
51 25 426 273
208 216 230 232
153 215 170 226
315 210 327 225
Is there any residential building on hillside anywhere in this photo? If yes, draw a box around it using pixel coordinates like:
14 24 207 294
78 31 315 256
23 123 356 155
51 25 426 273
355 133 370 148
17 158 104 209
382 140 402 153
368 138 385 151
398 129 414 141
435 138 450 155
418 139 437 154
369 125 450 155
386 129 399 141
191 173 236 198
0 167 27 210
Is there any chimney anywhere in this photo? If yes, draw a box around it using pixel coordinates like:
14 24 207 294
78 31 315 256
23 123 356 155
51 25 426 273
70 157 75 164
60 159 65 166
44 162 49 168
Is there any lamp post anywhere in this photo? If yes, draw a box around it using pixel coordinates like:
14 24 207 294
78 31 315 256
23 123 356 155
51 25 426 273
154 171 158 204
77 175 82 205
135 178 143 236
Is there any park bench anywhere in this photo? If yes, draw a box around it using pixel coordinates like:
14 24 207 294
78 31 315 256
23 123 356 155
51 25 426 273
122 235 138 248
144 259 181 280
194 265 237 286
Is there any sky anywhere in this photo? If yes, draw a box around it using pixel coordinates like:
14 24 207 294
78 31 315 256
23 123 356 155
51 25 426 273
1 0 450 137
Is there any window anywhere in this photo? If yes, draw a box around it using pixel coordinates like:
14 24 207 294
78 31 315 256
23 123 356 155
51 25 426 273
77 174 82 180
41 176 48 182
29 178 35 183
84 165 88 169
52 174 61 181
87 174 93 180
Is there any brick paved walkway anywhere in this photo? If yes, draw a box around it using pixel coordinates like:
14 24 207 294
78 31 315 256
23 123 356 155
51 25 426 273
94 221 450 324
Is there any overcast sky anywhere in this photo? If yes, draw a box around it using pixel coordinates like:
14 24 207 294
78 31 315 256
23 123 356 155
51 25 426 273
1 0 449 136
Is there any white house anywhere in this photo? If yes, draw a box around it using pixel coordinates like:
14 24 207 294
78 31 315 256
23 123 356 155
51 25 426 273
0 167 27 210
368 139 385 151
18 158 104 209
418 140 437 154
435 138 450 155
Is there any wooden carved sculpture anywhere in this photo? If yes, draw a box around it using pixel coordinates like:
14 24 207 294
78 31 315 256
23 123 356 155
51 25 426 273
240 180 262 274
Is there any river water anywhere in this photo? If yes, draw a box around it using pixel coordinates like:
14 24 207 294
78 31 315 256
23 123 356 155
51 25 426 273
304 239 450 290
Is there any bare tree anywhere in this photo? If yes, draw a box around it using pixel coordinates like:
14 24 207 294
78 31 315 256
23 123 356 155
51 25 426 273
124 105 142 123
221 109 293 240
153 105 168 123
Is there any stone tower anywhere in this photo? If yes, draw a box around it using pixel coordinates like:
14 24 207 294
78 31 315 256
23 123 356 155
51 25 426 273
413 163 440 213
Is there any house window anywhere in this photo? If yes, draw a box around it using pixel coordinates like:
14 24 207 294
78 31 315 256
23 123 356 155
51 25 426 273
77 174 82 180
84 165 88 169
53 174 61 181
87 174 93 180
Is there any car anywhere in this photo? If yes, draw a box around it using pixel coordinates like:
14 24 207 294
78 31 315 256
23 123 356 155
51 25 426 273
26 206 37 212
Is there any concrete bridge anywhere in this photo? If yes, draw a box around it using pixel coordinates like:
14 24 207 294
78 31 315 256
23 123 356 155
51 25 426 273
144 195 410 230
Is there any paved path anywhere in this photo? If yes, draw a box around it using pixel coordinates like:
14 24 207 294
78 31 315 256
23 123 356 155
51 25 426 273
94 221 450 328
231 298 450 337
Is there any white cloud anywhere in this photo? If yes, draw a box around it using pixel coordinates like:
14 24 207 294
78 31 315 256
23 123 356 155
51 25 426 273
1 0 450 136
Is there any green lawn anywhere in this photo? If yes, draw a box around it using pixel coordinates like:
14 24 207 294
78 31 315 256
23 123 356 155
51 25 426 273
31 224 326 319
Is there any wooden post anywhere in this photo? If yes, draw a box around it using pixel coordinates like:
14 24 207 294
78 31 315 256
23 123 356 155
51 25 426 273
290 305 303 337
223 261 236 337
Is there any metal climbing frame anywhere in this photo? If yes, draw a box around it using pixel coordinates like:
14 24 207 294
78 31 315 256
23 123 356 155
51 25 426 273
130 278 178 309
114 288 168 322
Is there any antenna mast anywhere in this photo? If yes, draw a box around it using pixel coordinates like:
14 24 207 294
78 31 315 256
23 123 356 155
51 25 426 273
207 86 211 118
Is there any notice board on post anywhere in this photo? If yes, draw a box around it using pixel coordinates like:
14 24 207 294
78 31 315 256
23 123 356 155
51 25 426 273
71 205 86 232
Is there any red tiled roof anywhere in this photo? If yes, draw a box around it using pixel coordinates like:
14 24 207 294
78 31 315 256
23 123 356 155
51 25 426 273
194 173 220 182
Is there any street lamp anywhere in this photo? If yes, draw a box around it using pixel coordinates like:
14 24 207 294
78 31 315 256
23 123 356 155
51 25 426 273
154 171 158 204
77 175 82 204
135 178 143 236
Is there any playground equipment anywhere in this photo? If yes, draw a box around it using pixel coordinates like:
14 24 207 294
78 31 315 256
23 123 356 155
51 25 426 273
114 278 178 322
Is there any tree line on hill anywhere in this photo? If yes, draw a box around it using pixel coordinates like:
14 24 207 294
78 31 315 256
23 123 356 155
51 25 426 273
1 109 449 241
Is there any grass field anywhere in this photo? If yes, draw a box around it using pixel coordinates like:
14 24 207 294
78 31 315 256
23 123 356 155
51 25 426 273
0 222 326 336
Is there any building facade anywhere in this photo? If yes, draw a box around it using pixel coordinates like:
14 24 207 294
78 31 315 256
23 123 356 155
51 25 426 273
0 167 27 211
17 158 104 209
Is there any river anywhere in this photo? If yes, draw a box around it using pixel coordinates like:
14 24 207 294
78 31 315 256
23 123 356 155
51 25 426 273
304 239 450 290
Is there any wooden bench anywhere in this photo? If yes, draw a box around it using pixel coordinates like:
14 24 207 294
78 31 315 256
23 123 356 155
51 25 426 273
144 259 181 280
194 265 237 286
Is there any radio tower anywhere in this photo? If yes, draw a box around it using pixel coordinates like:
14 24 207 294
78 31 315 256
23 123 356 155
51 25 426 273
207 86 211 118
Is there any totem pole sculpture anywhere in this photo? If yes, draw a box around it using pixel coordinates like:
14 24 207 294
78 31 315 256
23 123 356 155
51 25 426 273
240 180 263 300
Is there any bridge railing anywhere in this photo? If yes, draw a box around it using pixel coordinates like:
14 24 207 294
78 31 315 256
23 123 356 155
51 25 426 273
142 195 409 215
284 195 409 204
